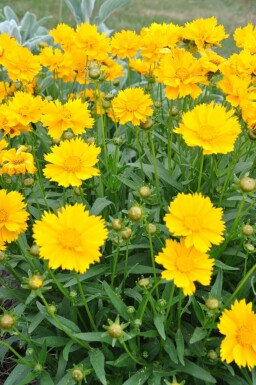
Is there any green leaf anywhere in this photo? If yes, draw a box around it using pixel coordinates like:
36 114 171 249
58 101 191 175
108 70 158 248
103 281 130 321
63 340 74 361
215 259 239 271
96 0 131 24
4 365 32 385
89 349 107 385
175 329 185 365
122 367 152 385
154 314 166 340
90 197 113 215
34 336 69 348
3 6 19 23
107 353 130 368
28 312 45 334
210 269 223 298
39 372 55 385
176 359 216 383
15 371 38 385
81 0 96 22
191 297 205 325
75 332 113 345
189 327 207 344
163 337 178 364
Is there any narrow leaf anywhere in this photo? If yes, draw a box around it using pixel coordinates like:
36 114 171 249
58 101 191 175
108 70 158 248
103 281 129 320
154 314 166 340
89 349 107 385
175 329 185 365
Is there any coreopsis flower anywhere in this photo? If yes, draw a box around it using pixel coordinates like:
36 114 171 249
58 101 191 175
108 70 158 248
174 102 241 154
41 99 94 139
219 49 256 79
154 48 208 99
0 33 20 67
0 146 36 176
101 57 124 82
111 30 141 59
129 59 151 76
0 139 8 163
75 23 110 62
218 299 256 370
198 49 226 74
234 24 256 55
0 105 31 138
43 137 100 187
140 22 183 63
240 100 256 129
182 17 229 50
217 74 256 107
164 192 225 252
110 87 153 126
4 45 41 83
33 203 108 273
155 238 214 295
7 91 44 127
39 47 76 82
49 23 76 52
0 189 29 244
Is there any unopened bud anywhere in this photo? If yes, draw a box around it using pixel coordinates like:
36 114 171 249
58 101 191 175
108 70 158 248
63 131 74 140
121 227 132 240
138 277 151 288
0 314 15 329
205 298 220 310
140 118 154 130
128 206 142 221
28 274 44 290
30 244 40 256
242 224 254 236
108 323 123 338
139 186 151 198
111 219 122 231
89 68 101 79
23 178 34 187
240 177 256 192
72 368 84 382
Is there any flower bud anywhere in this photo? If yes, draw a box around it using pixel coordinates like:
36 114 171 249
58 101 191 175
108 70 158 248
26 348 34 356
113 79 120 87
23 178 34 187
127 306 135 314
108 323 124 338
205 298 220 310
244 243 255 252
171 106 179 116
242 224 254 236
248 129 256 141
139 186 152 198
147 223 157 234
34 364 43 374
102 100 111 109
70 289 78 298
48 304 57 314
89 68 101 79
121 227 132 240
71 368 84 382
28 274 44 290
30 244 40 256
85 136 95 144
128 206 142 221
52 138 61 145
138 277 151 288
111 219 122 231
3 176 12 185
73 187 82 196
0 314 15 329
63 131 74 140
157 299 167 308
154 101 162 108
140 118 154 130
134 319 142 328
0 251 6 262
208 349 218 361
142 351 149 358
240 177 256 192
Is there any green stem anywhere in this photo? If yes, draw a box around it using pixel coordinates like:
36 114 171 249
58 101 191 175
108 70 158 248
76 273 97 331
121 340 146 366
145 220 159 300
197 151 204 192
40 293 92 350
111 239 120 287
177 289 183 330
148 131 161 206
164 282 175 325
139 281 161 322
122 241 129 294
0 340 33 366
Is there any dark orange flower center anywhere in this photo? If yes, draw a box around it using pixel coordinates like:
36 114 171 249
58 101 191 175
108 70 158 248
59 228 81 249
184 215 201 231
0 209 8 222
63 156 81 172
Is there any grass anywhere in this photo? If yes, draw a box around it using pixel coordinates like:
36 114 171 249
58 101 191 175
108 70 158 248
0 0 255 56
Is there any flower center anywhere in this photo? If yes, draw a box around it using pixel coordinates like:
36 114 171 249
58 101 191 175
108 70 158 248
59 228 81 249
176 255 194 273
62 108 72 120
63 156 81 172
176 67 189 80
11 157 25 165
184 215 201 231
126 100 139 112
0 209 8 222
237 325 252 346
199 125 216 142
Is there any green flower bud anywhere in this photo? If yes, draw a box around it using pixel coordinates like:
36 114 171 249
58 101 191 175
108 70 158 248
23 178 34 187
28 274 44 290
139 186 152 198
108 323 124 338
71 368 84 382
30 244 40 256
63 131 74 140
147 223 157 234
0 314 15 329
111 219 122 231
205 298 220 310
128 206 143 221
140 118 154 130
121 227 132 240
89 68 101 79
240 177 256 192
208 349 218 361
242 224 254 236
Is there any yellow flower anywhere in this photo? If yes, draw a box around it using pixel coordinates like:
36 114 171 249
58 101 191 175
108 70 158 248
198 49 226 74
164 192 225 252
129 59 151 76
1 146 36 176
219 49 256 79
33 203 108 273
217 74 256 107
75 23 110 62
4 45 41 83
234 24 256 55
111 30 141 59
110 87 153 126
39 47 76 82
0 139 8 163
218 299 256 370
155 238 214 296
140 22 183 64
154 48 208 99
49 23 76 52
174 102 241 155
0 33 20 67
7 91 44 127
43 137 100 187
182 17 229 50
41 99 94 139
0 104 31 137
0 189 29 244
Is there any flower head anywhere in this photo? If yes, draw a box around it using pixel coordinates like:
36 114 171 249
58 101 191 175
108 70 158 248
155 238 214 295
111 30 141 59
0 189 29 244
164 193 225 252
234 24 256 55
218 299 256 370
1 146 36 176
33 203 108 273
174 102 241 154
110 87 153 126
43 137 100 187
182 17 229 50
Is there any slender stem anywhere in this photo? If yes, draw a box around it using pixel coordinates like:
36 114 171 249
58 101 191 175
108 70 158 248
164 282 175 325
139 281 161 322
121 340 146 366
197 151 204 192
40 293 92 350
111 239 120 287
148 131 161 206
145 220 159 300
177 289 183 330
0 340 33 366
76 273 97 331
122 241 129 294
